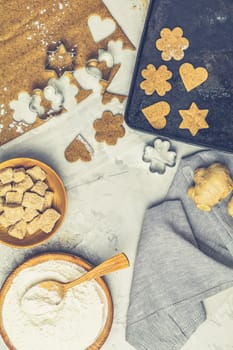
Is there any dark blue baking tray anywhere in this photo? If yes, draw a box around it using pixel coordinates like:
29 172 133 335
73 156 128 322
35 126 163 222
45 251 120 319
125 0 233 152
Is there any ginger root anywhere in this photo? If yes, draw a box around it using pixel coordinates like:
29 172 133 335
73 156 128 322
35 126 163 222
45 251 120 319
187 163 233 211
228 195 233 217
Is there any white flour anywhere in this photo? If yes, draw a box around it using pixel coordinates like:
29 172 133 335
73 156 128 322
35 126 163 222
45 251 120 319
2 260 108 350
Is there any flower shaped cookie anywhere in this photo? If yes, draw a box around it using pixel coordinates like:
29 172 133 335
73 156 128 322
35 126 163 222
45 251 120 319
93 111 125 145
156 27 189 61
143 138 176 174
140 64 172 96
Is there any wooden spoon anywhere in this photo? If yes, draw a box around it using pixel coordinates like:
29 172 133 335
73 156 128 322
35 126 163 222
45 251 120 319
23 253 129 308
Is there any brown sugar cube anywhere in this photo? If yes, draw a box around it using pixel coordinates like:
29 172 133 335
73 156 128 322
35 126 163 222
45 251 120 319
31 181 48 196
0 197 4 213
22 192 45 211
23 208 39 223
27 215 41 235
43 191 54 210
5 191 23 205
13 175 34 193
40 208 61 233
0 213 10 228
4 205 24 224
8 220 27 240
0 167 14 184
0 183 11 196
13 168 26 183
26 166 47 181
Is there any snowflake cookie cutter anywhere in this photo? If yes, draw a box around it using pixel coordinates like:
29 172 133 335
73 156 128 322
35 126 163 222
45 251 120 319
143 138 176 174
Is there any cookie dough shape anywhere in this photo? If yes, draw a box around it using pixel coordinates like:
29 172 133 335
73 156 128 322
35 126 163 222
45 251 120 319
156 27 189 61
142 101 170 129
65 135 93 162
93 111 125 145
179 63 208 92
140 64 172 96
179 102 209 136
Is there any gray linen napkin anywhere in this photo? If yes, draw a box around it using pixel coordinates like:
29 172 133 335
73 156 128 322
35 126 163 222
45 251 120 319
126 150 233 350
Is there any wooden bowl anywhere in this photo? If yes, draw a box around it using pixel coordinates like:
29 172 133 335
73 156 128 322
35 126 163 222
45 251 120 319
0 253 113 350
0 158 67 248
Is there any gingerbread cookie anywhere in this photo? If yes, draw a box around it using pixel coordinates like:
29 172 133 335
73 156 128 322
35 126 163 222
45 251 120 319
140 64 172 96
156 27 189 61
142 101 170 129
179 102 209 136
93 111 125 145
65 135 93 162
179 63 208 92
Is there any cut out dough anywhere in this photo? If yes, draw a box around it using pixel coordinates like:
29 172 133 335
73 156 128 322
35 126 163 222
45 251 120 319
93 111 125 145
179 102 209 136
140 64 172 96
156 27 189 61
142 101 170 129
65 134 93 162
179 63 208 92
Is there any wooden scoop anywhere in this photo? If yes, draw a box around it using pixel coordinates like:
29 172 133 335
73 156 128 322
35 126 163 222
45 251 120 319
23 253 129 306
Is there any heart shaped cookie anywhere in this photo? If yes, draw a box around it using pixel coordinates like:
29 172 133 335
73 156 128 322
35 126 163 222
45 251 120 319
65 135 93 162
88 15 116 43
179 63 208 92
142 101 170 129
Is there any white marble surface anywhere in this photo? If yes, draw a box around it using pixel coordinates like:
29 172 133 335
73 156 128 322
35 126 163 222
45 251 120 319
0 1 232 349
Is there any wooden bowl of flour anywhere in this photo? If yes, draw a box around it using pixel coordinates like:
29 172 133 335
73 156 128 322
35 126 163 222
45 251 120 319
0 158 67 248
0 253 113 350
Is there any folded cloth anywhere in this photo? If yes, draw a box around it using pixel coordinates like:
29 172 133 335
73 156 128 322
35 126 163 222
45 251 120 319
126 150 233 350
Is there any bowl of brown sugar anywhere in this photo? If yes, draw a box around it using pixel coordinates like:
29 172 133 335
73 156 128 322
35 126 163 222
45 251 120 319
0 158 67 248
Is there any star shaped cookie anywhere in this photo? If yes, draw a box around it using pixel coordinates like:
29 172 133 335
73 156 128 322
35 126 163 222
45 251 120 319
179 102 209 136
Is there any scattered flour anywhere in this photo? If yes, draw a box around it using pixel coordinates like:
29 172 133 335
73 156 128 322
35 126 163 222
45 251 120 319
2 260 108 350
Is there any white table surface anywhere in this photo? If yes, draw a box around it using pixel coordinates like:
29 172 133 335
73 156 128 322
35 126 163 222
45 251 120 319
0 1 233 349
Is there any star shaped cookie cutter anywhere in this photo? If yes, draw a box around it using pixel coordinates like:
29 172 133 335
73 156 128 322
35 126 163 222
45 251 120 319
45 41 76 77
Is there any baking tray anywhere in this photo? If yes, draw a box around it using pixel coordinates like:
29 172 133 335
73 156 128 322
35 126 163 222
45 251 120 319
125 0 233 152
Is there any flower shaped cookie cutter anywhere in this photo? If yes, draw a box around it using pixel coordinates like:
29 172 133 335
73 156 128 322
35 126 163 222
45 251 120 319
143 138 176 174
9 92 38 125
